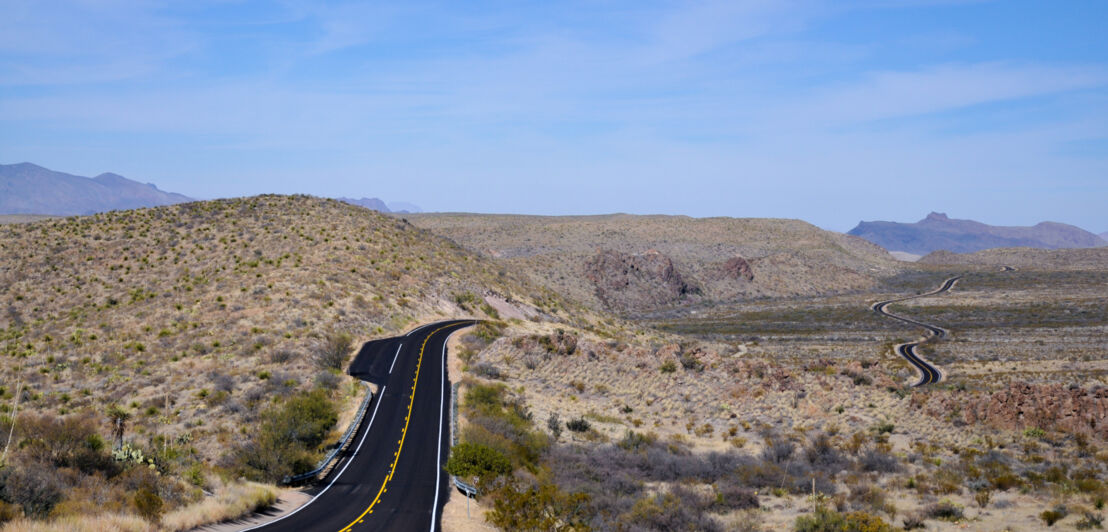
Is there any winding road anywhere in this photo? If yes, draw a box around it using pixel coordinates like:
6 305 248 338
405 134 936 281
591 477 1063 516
871 276 961 387
243 319 475 532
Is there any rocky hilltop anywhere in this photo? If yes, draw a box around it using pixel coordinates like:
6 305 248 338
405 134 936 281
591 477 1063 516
405 213 901 313
849 212 1106 255
0 162 192 215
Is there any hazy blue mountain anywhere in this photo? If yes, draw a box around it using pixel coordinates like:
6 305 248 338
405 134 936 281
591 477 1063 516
848 212 1107 255
337 197 422 213
0 162 192 215
387 201 422 213
338 197 391 212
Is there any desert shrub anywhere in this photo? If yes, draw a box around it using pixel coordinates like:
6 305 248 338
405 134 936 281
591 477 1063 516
711 483 759 512
617 430 656 452
314 331 353 370
848 484 893 515
461 383 546 470
795 507 896 532
133 486 164 523
233 388 337 481
444 442 512 488
1076 511 1104 530
902 514 926 530
0 462 65 519
925 499 964 521
974 489 991 508
623 487 723 532
488 480 592 532
0 500 19 523
679 352 704 372
805 433 849 473
269 350 294 363
762 437 795 464
859 447 900 473
313 371 342 390
472 322 504 344
471 363 502 380
1041 504 1068 527
659 360 677 373
566 417 591 433
546 413 562 440
12 413 117 476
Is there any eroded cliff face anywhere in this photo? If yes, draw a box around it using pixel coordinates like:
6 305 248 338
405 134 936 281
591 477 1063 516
920 381 1108 440
584 249 700 312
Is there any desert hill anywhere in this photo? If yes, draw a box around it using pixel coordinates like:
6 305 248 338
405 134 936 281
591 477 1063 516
405 213 902 313
918 246 1108 270
0 162 193 215
849 211 1106 255
0 195 570 528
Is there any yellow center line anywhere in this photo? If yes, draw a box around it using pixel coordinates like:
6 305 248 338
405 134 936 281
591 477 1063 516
338 324 455 532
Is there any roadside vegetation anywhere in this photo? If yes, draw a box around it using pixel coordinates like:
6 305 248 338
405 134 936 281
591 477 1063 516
0 195 568 529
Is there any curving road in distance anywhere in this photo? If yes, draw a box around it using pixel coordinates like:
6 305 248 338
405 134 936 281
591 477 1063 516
871 276 961 386
244 319 475 532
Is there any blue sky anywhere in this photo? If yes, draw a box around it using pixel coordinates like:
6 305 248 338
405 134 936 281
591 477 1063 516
1 0 1106 232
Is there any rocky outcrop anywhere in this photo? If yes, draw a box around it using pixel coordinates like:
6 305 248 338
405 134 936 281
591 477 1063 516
583 249 700 312
922 381 1108 440
714 256 754 282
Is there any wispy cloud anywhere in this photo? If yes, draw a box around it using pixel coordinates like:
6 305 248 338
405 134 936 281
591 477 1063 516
0 0 1105 231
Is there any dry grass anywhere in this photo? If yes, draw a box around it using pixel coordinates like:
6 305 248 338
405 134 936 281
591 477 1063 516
1 513 152 532
160 480 278 531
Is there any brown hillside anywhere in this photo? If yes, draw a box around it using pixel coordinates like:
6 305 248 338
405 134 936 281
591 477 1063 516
919 246 1108 270
405 213 902 312
0 195 575 528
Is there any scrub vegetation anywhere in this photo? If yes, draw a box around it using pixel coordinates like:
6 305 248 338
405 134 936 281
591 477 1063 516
0 195 570 529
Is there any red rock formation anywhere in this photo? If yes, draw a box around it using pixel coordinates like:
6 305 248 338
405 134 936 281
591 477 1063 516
923 381 1108 440
716 256 754 281
583 249 700 311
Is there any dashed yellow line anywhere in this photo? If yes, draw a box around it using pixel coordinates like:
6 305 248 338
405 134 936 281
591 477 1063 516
337 324 455 532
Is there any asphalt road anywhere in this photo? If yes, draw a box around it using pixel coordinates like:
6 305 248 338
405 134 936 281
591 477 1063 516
871 276 961 386
245 319 476 532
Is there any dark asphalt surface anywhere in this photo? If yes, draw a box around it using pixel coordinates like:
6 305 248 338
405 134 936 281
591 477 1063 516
245 320 475 532
872 276 961 386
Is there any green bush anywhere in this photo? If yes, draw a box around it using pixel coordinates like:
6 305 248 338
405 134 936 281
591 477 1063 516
133 487 164 523
795 507 896 532
488 481 591 532
566 417 591 433
234 388 338 481
444 442 511 488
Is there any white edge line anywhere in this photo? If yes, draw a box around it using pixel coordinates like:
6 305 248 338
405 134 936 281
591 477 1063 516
430 335 448 532
389 343 403 374
238 383 388 532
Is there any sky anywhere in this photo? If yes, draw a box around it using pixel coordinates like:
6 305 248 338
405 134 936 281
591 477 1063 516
1 0 1106 232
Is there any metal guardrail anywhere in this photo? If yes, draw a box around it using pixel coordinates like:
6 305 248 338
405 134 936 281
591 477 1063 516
282 382 373 486
449 381 479 497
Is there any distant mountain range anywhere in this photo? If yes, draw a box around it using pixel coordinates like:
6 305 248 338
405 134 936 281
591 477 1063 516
0 162 192 215
337 197 421 213
849 212 1107 255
